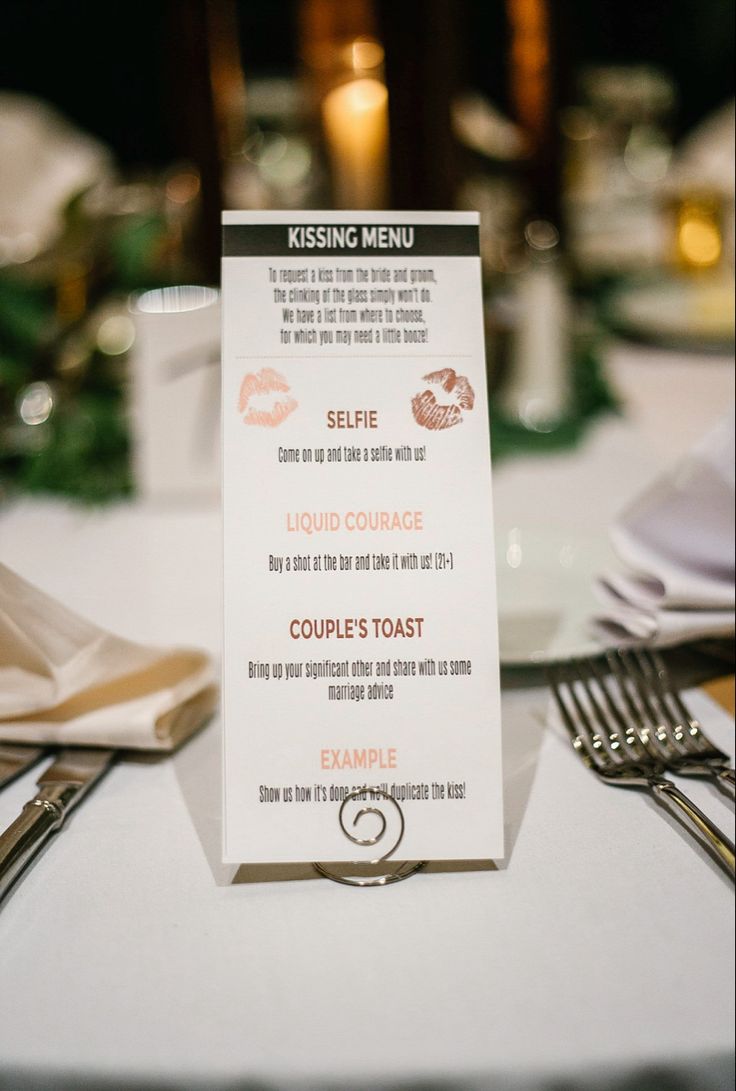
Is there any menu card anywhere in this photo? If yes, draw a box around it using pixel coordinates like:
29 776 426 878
222 211 503 864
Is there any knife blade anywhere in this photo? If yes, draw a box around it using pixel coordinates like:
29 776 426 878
0 745 46 790
0 748 115 902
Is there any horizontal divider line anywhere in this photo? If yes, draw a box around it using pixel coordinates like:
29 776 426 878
234 354 474 359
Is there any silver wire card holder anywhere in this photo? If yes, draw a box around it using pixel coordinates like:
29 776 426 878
314 787 426 887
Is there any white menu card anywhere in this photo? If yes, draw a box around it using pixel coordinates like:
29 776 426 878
222 211 503 864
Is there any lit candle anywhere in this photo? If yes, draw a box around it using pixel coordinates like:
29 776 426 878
674 193 723 271
322 77 389 209
507 0 550 155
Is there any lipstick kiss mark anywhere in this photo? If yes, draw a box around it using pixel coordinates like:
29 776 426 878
238 368 297 428
411 368 475 431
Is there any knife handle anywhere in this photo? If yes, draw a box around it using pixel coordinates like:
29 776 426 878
0 797 65 902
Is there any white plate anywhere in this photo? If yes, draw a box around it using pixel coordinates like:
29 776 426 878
496 527 616 665
608 276 735 352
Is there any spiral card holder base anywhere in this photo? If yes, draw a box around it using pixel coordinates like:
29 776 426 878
313 788 426 887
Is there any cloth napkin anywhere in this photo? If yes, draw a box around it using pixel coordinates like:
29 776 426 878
593 411 735 647
0 93 112 252
0 562 217 750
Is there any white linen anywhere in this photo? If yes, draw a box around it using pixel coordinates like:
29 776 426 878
0 562 216 750
0 344 732 1090
0 675 732 1091
594 410 735 646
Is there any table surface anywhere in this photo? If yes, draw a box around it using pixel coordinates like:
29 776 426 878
0 342 734 1091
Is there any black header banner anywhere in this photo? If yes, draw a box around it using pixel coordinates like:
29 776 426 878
222 222 478 258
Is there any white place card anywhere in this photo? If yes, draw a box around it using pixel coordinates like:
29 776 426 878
222 211 503 864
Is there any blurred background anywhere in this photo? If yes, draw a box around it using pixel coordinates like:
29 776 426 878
1 0 733 502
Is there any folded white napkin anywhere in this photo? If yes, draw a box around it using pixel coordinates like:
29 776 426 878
0 93 113 252
0 563 217 750
593 411 735 647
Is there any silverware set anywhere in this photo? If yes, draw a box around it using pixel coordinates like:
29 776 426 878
1 647 731 902
0 746 115 902
612 649 735 792
0 682 218 905
550 647 735 879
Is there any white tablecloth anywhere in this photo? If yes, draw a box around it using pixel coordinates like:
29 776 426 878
0 343 733 1090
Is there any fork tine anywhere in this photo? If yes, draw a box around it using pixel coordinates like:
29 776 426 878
640 648 735 796
607 651 650 731
548 665 584 737
565 663 616 769
587 657 648 761
572 660 628 761
575 659 619 730
633 648 694 752
549 660 736 877
644 648 728 760
610 649 675 761
648 648 711 751
548 665 608 771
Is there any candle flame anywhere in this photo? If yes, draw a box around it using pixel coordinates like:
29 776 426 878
678 217 722 269
350 36 384 73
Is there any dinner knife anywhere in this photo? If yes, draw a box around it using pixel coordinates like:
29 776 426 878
0 748 115 902
0 745 46 790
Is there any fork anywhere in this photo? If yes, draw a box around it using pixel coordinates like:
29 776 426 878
609 648 735 796
549 659 735 879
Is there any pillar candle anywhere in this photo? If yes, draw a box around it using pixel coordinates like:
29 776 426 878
322 77 389 209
